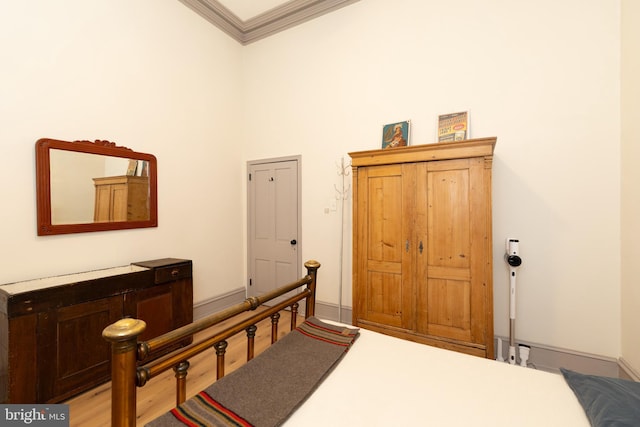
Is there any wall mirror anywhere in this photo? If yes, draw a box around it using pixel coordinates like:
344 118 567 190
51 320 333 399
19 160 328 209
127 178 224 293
35 138 158 235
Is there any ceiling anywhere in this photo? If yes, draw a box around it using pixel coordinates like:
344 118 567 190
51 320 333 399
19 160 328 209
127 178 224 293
178 0 360 45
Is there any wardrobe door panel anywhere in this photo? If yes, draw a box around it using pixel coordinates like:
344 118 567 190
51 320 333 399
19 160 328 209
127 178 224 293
427 164 471 270
419 158 487 344
355 164 414 330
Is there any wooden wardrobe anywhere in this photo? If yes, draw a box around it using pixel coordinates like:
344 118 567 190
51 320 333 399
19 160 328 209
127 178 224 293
349 137 496 358
93 175 150 222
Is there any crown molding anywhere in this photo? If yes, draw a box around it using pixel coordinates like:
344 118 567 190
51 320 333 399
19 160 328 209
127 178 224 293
178 0 360 45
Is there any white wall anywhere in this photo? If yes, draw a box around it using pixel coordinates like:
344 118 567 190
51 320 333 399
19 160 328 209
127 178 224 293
0 0 245 303
621 0 640 373
241 0 622 358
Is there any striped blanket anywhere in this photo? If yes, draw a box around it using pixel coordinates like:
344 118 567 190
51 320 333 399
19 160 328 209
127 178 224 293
146 317 359 427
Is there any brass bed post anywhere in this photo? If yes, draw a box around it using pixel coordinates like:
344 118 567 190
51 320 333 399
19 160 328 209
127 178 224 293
271 312 280 344
103 318 146 427
215 340 228 379
290 302 299 330
246 324 257 361
174 361 190 405
304 260 320 318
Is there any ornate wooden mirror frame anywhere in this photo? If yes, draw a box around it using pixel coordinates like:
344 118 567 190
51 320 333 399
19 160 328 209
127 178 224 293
35 138 158 235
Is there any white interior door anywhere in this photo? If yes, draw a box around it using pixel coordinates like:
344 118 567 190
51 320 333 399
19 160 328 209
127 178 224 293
247 157 301 302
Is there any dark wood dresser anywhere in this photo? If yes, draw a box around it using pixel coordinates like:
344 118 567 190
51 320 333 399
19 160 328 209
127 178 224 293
0 258 193 403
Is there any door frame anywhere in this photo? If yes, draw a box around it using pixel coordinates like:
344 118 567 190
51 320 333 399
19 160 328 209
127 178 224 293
246 155 302 294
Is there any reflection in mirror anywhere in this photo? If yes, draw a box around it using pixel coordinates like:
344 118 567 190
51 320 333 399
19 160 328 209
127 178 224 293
50 151 150 224
36 138 157 235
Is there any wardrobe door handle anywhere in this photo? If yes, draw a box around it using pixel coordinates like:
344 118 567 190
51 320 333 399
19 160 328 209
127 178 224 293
405 240 409 252
419 241 424 254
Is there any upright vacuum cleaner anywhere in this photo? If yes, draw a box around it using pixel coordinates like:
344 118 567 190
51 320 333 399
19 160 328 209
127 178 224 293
502 238 529 366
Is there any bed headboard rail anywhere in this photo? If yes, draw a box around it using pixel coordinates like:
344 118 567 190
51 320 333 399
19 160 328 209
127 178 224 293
139 286 310 383
103 260 320 427
140 261 318 360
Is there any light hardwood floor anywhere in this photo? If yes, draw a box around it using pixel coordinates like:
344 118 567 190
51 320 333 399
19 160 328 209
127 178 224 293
65 309 300 427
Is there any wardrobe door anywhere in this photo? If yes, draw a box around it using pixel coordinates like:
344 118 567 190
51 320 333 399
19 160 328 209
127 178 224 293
354 163 415 331
415 158 488 348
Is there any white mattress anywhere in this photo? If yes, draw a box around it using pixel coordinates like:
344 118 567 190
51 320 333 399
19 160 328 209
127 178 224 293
285 323 590 427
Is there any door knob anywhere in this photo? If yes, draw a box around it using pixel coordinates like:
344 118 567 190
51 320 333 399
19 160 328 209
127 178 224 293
290 239 297 245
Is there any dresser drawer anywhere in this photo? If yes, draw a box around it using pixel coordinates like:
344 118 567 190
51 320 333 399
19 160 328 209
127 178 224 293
154 263 191 284
132 258 193 285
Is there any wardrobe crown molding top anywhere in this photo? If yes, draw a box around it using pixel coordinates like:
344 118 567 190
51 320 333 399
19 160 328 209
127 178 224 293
349 137 497 167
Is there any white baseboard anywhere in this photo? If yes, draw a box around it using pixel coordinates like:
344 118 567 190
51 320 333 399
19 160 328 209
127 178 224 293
494 335 630 379
619 357 640 381
194 292 353 324
313 301 353 324
193 287 246 321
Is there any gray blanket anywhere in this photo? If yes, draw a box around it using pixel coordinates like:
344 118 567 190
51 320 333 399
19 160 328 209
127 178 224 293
146 316 359 427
